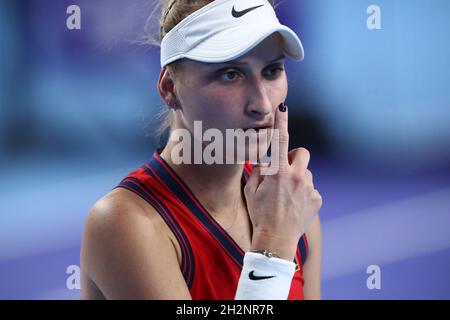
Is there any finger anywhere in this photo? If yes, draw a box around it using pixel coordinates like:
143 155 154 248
311 189 323 208
244 164 263 194
305 169 313 186
273 102 289 169
288 147 310 172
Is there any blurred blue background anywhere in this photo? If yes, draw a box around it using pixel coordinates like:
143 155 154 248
1 0 449 299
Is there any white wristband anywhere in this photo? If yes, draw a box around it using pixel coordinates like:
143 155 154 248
234 252 296 300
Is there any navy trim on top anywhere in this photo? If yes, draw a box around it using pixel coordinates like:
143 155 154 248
148 151 246 269
114 178 195 288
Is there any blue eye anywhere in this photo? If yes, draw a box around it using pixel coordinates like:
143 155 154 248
219 70 240 81
264 65 284 77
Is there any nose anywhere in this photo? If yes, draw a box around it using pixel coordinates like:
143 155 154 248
245 80 272 118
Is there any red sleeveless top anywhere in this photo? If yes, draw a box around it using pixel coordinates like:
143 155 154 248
114 149 309 300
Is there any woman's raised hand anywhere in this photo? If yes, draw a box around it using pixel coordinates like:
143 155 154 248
244 103 323 261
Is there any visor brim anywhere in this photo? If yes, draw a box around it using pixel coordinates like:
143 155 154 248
177 23 304 64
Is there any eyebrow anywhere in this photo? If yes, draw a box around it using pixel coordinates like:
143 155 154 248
215 54 286 66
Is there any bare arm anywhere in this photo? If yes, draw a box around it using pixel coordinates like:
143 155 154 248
80 191 191 299
302 214 322 300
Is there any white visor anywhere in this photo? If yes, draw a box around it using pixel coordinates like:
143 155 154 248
160 0 304 68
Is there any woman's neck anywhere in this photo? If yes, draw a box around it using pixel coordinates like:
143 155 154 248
159 140 247 219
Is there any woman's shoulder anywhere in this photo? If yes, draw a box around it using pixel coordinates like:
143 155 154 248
88 187 158 221
83 188 168 244
81 188 189 298
82 188 174 272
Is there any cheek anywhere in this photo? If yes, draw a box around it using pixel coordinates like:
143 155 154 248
180 92 239 130
199 86 243 113
269 76 288 101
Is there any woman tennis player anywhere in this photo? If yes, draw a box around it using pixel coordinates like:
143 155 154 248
81 0 322 300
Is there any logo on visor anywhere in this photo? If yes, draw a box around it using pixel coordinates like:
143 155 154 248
231 4 264 18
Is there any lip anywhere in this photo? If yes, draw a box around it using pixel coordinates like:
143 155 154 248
242 125 272 131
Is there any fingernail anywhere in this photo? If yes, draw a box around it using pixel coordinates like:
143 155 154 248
279 102 287 112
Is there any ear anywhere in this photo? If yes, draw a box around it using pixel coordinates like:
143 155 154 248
157 66 180 110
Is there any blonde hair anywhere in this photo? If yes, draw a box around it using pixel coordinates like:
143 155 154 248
144 0 278 147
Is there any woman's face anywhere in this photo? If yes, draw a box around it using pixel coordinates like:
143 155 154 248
171 32 288 160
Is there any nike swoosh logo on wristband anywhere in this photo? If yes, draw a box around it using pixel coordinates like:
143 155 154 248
248 270 276 280
231 4 264 18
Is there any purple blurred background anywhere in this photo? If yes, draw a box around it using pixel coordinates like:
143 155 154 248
1 0 449 299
